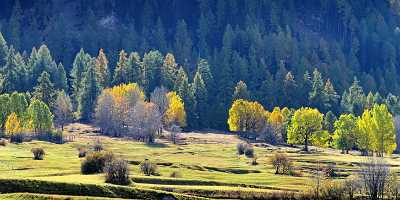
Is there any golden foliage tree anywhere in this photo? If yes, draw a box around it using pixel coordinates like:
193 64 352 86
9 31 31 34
164 91 186 128
227 99 268 138
5 112 22 136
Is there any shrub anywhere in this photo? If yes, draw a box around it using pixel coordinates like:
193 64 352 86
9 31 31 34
0 139 7 146
93 139 104 152
236 143 246 155
31 148 45 160
139 159 158 176
322 164 337 178
81 151 114 174
10 133 24 143
244 145 254 158
270 153 292 175
170 171 182 178
104 159 130 185
251 156 258 165
78 147 87 158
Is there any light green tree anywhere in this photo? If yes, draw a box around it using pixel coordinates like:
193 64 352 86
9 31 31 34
27 99 53 135
333 114 358 154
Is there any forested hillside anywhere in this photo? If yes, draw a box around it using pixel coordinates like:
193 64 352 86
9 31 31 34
1 0 400 130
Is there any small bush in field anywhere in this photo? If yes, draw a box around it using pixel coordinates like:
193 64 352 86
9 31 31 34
78 147 87 158
251 156 258 165
104 159 130 185
31 148 45 160
0 139 7 146
170 171 182 178
244 145 254 158
236 143 246 155
270 153 292 175
81 151 114 174
139 159 158 176
93 139 104 152
323 164 337 177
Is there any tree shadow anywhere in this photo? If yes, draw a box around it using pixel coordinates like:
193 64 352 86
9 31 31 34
145 142 168 148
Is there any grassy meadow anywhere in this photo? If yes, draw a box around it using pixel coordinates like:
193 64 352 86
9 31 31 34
0 123 399 199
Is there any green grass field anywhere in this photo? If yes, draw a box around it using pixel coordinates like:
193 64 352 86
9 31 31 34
0 123 399 199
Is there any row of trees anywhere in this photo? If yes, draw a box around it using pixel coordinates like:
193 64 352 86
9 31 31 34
0 92 54 140
2 28 400 132
95 83 186 143
228 99 397 156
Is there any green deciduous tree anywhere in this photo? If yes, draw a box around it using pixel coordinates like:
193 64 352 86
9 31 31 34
27 99 53 135
333 114 358 154
287 107 324 151
370 104 396 156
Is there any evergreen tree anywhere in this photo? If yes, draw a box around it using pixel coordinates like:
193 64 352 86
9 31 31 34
385 93 400 115
196 59 214 94
161 53 179 90
56 63 68 92
33 71 57 111
71 49 91 108
128 52 142 85
283 72 297 107
174 20 192 69
324 79 339 113
78 60 100 121
142 50 163 94
8 0 22 50
2 47 20 93
309 69 327 111
176 67 196 128
365 92 375 110
192 71 208 128
341 77 365 116
113 50 131 85
233 80 250 100
95 49 110 88
0 32 8 67
323 111 337 147
154 18 167 53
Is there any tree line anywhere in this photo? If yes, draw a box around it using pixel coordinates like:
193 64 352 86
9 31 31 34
228 99 397 156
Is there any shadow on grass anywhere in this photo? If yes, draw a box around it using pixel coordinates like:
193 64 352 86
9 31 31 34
145 143 168 148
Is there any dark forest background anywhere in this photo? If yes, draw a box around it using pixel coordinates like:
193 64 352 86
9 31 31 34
1 0 400 130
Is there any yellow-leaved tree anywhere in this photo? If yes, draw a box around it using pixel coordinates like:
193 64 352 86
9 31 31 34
370 104 396 156
164 92 186 128
227 99 268 139
5 112 22 136
268 107 284 141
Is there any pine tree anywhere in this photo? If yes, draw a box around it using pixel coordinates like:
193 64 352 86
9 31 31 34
0 32 8 67
128 52 142 84
154 18 167 53
2 47 20 93
8 0 22 50
95 49 110 88
324 79 339 113
283 72 297 107
233 81 250 100
161 53 179 90
56 63 68 92
174 20 192 69
192 72 208 128
365 92 375 110
176 67 196 128
113 50 131 85
33 71 57 111
341 77 365 116
142 50 163 94
71 49 91 108
309 68 327 111
78 60 100 121
196 59 214 94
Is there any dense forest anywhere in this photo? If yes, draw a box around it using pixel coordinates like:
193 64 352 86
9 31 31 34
1 0 400 130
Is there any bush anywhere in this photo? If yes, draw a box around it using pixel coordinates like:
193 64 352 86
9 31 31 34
236 143 246 155
244 145 254 158
81 151 114 174
104 159 130 185
251 156 258 165
0 139 7 146
78 147 87 158
93 139 104 152
170 171 182 178
139 159 158 176
31 148 45 160
270 153 292 175
10 133 24 143
322 164 337 178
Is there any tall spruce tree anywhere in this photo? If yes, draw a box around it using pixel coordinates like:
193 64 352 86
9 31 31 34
71 49 91 108
0 32 8 67
33 71 57 111
95 48 110 88
78 60 100 121
192 71 208 128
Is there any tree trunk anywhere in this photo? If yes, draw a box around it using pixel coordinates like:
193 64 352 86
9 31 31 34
304 134 309 152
